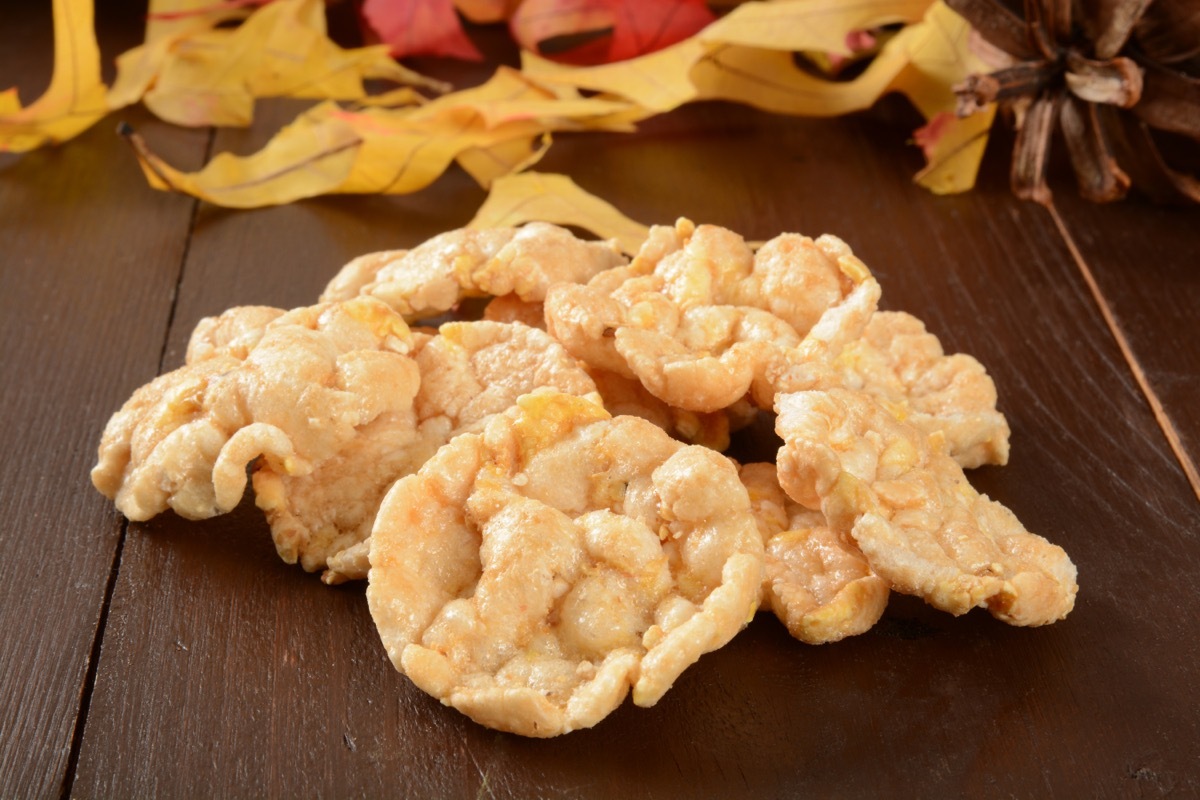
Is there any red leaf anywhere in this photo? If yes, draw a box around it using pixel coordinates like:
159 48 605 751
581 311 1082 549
511 0 714 65
509 0 611 60
827 30 879 71
912 111 955 159
362 0 484 61
607 0 714 63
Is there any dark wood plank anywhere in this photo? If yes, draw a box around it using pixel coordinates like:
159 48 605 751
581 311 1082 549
1047 186 1200 497
0 3 210 795
70 70 1200 797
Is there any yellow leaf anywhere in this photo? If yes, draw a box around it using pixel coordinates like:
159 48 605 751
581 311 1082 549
124 101 512 205
693 1 976 117
520 39 705 112
330 110 541 195
144 0 254 42
468 172 650 255
892 2 995 191
457 132 553 188
889 0 989 118
130 0 444 127
913 106 996 194
699 0 934 53
693 1 995 192
0 90 21 116
123 64 651 207
691 42 909 116
518 0 994 194
110 1 264 110
123 103 361 204
350 87 429 109
408 66 634 129
109 36 179 111
0 0 109 152
124 0 996 204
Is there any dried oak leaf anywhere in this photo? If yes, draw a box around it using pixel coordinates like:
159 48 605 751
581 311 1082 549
122 68 634 207
524 1 998 192
109 0 444 127
0 0 109 152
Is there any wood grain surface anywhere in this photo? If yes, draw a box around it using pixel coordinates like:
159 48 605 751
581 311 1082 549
0 5 208 795
3 2 1198 798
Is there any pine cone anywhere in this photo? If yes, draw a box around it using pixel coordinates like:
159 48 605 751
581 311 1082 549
948 0 1200 204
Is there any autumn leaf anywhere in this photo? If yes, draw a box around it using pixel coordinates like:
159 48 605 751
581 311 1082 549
143 0 262 40
912 106 996 193
510 0 613 65
698 0 932 53
510 0 715 66
0 0 110 152
691 1 979 118
691 43 911 117
521 39 706 112
117 0 999 204
111 0 446 127
349 86 429 109
693 1 996 187
107 0 265 111
888 1 997 190
608 0 714 62
457 131 553 187
123 67 638 207
522 1 997 191
363 0 483 61
455 0 523 25
468 171 650 253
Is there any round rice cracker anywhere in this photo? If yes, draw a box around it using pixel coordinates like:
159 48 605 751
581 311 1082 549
367 391 764 737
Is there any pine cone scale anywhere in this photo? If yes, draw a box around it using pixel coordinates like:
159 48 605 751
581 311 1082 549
950 0 1199 203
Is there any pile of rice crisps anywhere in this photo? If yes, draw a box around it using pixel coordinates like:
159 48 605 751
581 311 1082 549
92 219 1078 737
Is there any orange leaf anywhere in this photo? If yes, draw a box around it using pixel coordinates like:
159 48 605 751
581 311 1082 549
0 0 109 152
363 0 484 61
454 0 523 24
467 171 650 254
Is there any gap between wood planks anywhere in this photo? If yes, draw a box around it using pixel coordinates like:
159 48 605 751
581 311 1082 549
1046 200 1200 505
57 126 218 800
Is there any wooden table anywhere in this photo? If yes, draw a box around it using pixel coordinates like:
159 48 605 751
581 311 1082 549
3 3 1199 797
